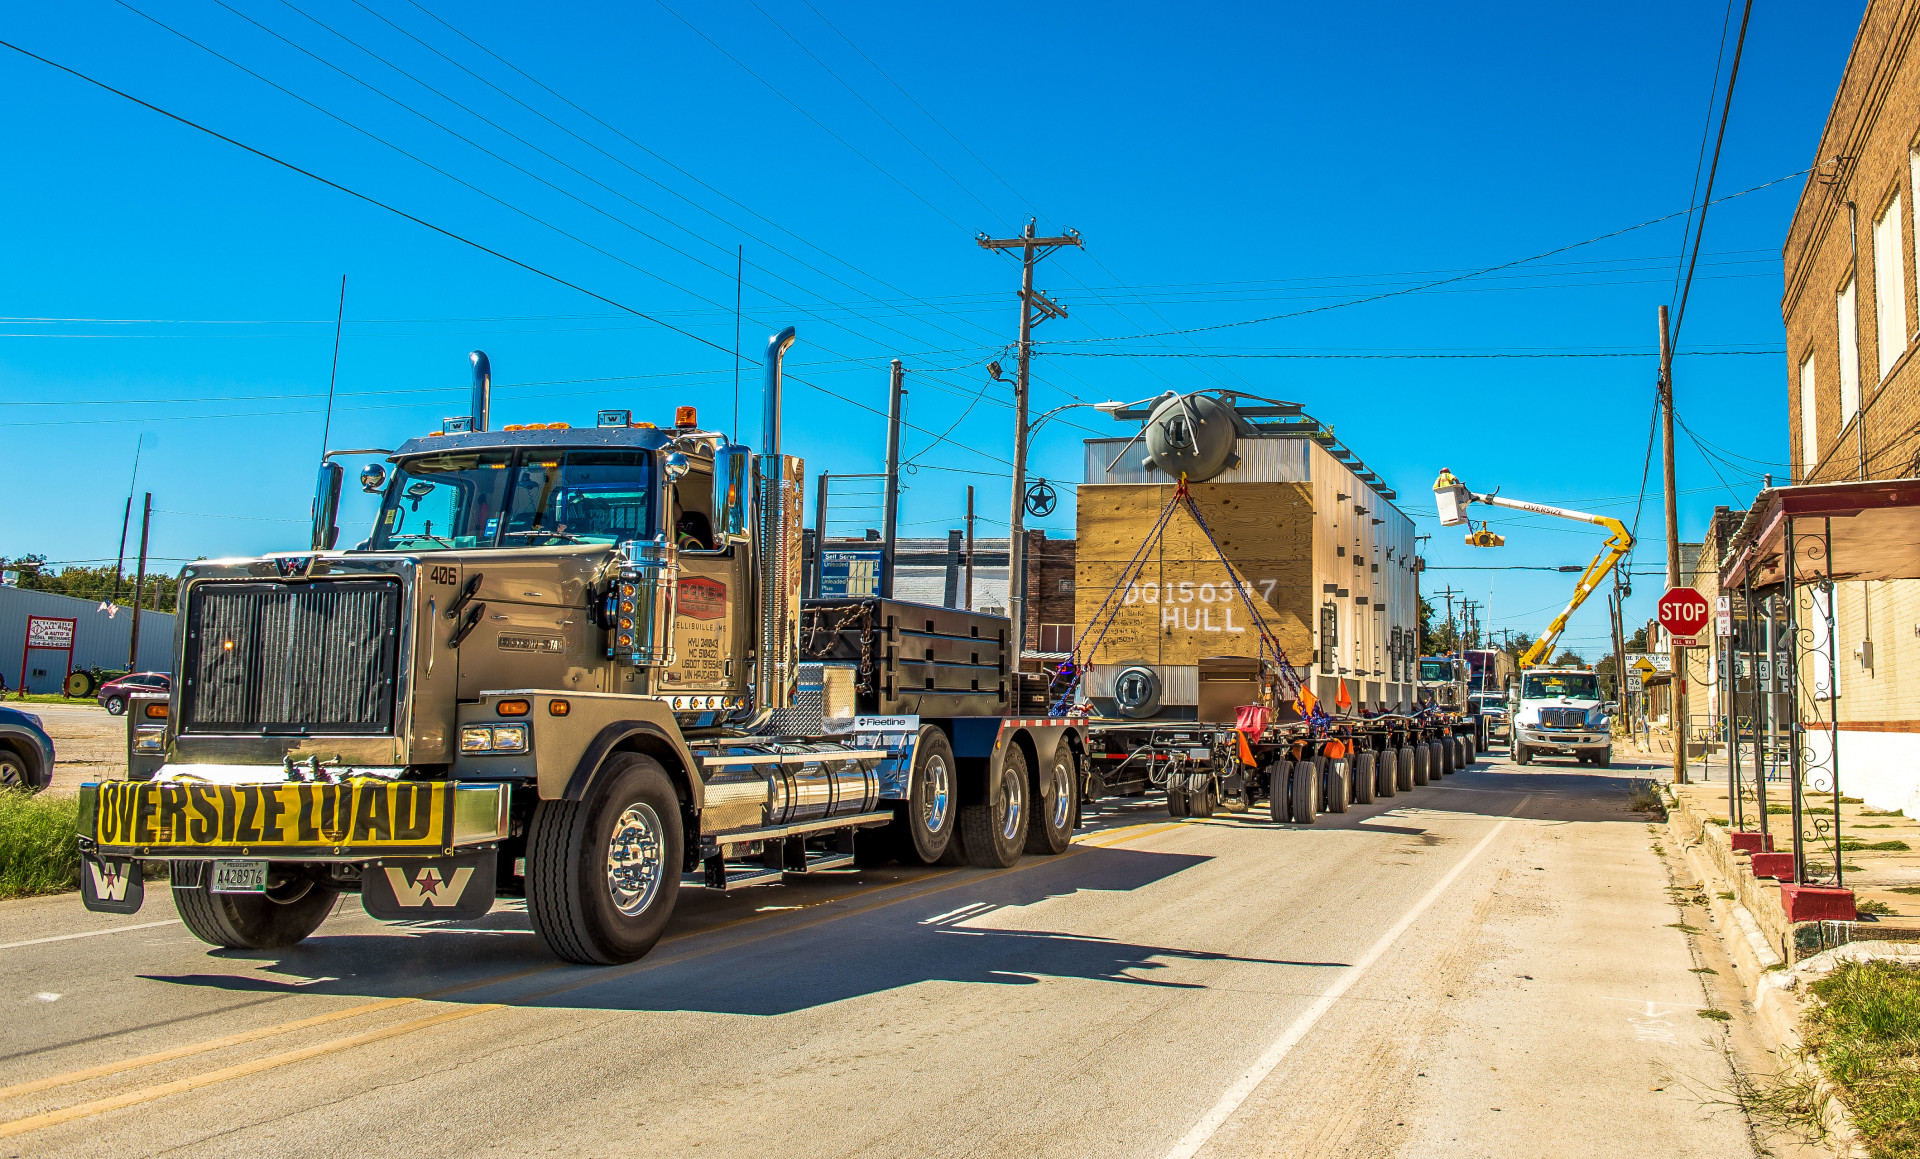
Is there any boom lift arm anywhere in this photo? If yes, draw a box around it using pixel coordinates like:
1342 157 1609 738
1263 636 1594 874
1432 470 1634 670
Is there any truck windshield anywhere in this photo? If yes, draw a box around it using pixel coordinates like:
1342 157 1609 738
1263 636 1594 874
369 449 654 551
1418 660 1451 682
1523 672 1599 699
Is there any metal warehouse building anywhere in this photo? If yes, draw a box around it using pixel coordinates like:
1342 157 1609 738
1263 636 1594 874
0 586 173 693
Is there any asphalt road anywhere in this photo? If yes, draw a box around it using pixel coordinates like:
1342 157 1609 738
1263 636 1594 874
1 746 1775 1158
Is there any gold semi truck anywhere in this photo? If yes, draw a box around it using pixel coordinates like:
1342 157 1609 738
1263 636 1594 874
79 330 1086 964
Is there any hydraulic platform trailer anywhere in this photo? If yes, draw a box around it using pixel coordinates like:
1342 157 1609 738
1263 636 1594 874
1055 390 1479 822
79 331 1085 964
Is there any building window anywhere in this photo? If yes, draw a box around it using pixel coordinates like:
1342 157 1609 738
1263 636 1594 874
1037 623 1073 653
1875 194 1907 380
1057 578 1073 592
1319 604 1337 674
1799 349 1818 478
1839 275 1861 426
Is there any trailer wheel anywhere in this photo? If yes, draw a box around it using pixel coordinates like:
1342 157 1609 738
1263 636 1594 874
889 726 959 865
1377 748 1397 798
1322 759 1349 813
526 753 683 965
1353 752 1375 805
1457 736 1473 769
1290 759 1316 825
174 866 338 950
1166 775 1190 817
957 744 1029 868
1409 743 1427 787
1190 777 1217 818
1264 762 1290 823
1025 743 1077 855
1439 738 1456 776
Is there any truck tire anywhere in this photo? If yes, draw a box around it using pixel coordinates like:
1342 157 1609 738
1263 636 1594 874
526 753 683 965
1353 752 1375 804
1457 735 1473 769
1166 776 1190 817
1434 739 1452 777
1514 741 1533 766
957 744 1029 868
1595 747 1612 769
1377 748 1398 798
1191 778 1217 817
892 726 958 864
1444 737 1460 774
1265 762 1291 823
1322 760 1348 814
1025 743 1077 855
1290 759 1316 825
173 866 338 950
1409 743 1427 787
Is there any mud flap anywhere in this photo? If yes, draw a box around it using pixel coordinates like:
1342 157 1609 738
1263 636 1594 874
361 850 497 921
79 855 145 914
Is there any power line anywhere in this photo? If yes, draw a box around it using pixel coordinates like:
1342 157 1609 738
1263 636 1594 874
1670 0 1756 350
1047 348 1784 360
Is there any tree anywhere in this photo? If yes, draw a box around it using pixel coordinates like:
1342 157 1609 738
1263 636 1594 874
1625 625 1648 652
1500 632 1535 669
5 559 180 613
1551 648 1587 667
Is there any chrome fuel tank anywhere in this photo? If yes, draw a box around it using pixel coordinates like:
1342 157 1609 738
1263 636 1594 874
695 742 880 836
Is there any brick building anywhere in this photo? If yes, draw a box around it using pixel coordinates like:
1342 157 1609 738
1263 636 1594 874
1024 531 1078 655
1780 0 1920 811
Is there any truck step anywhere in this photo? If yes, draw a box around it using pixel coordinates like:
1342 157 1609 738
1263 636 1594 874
690 835 862 891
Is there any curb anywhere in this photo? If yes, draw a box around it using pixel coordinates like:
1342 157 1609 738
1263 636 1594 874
1663 787 1866 1157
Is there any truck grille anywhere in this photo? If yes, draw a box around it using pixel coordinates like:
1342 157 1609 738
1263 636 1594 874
1539 708 1586 729
181 580 402 735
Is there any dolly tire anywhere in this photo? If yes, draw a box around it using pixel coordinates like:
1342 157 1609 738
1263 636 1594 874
1439 738 1456 776
958 745 1029 868
1322 760 1349 814
1025 742 1077 855
174 867 338 950
1353 753 1375 805
1408 743 1426 787
1166 777 1190 817
1290 759 1317 824
526 754 683 965
893 726 959 864
1377 748 1398 798
1265 762 1291 823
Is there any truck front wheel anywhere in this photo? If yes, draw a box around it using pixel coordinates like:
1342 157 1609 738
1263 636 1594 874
526 754 684 965
174 865 338 950
894 726 958 864
957 746 1029 868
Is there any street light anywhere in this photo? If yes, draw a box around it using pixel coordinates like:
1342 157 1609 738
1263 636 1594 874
1006 399 1122 669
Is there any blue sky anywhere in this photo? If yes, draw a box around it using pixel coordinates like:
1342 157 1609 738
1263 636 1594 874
0 1 1862 655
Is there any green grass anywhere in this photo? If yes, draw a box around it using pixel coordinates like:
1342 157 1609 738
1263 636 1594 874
0 790 80 898
4 693 98 706
1863 809 1908 818
1857 900 1899 917
1804 960 1920 1158
1842 840 1914 853
1893 886 1920 897
1698 1008 1732 1021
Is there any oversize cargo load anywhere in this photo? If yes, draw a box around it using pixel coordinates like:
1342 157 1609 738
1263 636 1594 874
1075 394 1417 720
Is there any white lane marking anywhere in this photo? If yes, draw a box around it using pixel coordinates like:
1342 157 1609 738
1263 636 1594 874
32 993 63 1003
1160 795 1530 1159
0 920 177 951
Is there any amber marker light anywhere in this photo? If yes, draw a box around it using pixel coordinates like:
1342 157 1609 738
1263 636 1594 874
144 702 170 719
548 699 571 717
496 699 531 717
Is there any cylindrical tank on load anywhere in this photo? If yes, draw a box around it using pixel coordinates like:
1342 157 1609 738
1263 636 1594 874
1143 392 1240 482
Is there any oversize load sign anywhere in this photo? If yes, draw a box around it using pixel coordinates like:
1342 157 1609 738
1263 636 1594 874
1658 586 1710 646
93 780 454 852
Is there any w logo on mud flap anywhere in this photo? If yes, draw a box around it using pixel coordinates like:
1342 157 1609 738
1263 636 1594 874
80 856 145 915
360 851 496 921
381 865 474 907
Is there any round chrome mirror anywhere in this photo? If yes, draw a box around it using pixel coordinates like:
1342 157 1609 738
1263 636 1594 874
359 463 388 494
663 451 690 482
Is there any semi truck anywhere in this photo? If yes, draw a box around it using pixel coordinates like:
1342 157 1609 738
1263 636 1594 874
1057 390 1477 823
1415 654 1490 752
79 331 1085 965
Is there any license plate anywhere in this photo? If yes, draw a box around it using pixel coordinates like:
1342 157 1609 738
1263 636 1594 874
210 859 268 893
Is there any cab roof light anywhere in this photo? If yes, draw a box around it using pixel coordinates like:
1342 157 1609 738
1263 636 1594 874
675 406 698 429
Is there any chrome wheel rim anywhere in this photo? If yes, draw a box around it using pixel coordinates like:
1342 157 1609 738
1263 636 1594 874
1049 759 1072 830
920 755 951 834
999 768 1024 841
607 802 665 917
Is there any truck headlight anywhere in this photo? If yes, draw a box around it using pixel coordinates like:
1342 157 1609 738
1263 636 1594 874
132 728 165 754
461 724 528 753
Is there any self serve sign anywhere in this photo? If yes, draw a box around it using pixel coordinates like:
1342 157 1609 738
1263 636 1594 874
1658 587 1711 646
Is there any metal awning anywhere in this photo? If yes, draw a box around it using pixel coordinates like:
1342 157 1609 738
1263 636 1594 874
1718 477 1920 590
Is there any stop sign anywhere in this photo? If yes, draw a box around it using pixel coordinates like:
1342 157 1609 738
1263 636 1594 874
1659 586 1711 645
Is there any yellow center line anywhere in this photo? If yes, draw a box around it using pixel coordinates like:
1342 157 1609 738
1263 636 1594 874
0 814 1185 1136
0 1005 499 1141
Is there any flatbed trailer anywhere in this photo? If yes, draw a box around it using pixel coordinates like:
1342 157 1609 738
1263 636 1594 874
1084 711 1477 823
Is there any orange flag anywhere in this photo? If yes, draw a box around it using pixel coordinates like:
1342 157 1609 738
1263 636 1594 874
1293 684 1318 718
1335 680 1352 711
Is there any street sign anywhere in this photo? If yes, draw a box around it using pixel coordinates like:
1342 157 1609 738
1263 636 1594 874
1626 673 1644 692
819 549 883 598
1715 595 1731 638
1659 586 1710 647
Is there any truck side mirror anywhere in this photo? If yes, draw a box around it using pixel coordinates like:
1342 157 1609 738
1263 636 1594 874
311 462 343 551
711 442 751 545
1603 701 1619 714
359 463 387 494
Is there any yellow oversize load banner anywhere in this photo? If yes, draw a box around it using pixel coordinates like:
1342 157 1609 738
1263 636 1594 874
93 780 455 854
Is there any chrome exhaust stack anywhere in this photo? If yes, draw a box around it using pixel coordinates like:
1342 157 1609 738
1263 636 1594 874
469 350 492 433
753 327 803 719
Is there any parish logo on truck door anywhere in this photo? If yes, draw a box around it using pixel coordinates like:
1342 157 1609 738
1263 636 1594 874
677 576 727 620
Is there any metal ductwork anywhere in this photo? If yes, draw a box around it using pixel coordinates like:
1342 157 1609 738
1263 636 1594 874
469 350 492 433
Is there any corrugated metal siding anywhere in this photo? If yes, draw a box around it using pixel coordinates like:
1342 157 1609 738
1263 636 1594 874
1084 435 1311 485
0 586 174 691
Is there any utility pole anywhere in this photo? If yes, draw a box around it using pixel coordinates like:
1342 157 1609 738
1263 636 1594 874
1413 534 1430 653
977 220 1082 662
964 485 976 611
881 359 905 599
1659 304 1688 784
126 493 152 673
1438 586 1461 653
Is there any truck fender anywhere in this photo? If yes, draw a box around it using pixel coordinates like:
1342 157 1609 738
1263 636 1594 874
561 721 704 815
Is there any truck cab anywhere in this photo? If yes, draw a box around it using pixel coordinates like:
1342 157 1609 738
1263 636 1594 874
1509 668 1614 767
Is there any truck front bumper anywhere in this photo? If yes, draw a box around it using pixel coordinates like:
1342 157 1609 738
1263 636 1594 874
1516 729 1608 752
